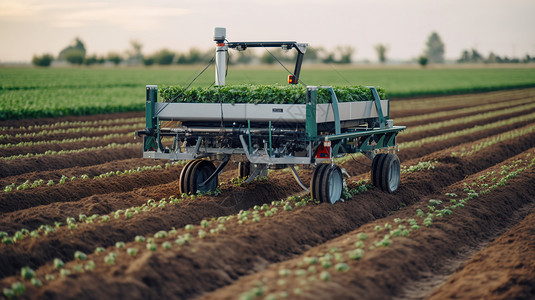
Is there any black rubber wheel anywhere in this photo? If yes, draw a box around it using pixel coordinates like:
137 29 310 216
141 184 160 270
379 154 400 193
237 161 251 178
310 164 343 204
188 160 218 194
179 159 201 195
371 153 387 190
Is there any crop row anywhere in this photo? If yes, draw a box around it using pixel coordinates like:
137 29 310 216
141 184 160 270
0 87 143 120
401 101 535 135
0 132 132 150
5 146 533 299
395 97 534 124
0 157 440 282
232 153 535 300
1 143 138 161
392 88 535 114
400 111 535 150
0 117 144 132
2 162 178 194
2 122 532 293
0 123 140 141
336 112 535 167
0 177 374 296
451 124 535 157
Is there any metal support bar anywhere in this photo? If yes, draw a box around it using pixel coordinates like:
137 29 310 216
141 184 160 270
306 87 318 140
289 165 310 193
245 164 268 184
193 137 202 156
268 120 272 157
324 87 341 135
292 51 304 84
324 126 406 142
370 87 386 129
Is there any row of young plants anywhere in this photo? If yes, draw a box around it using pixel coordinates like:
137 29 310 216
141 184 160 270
0 132 132 150
234 151 535 300
399 111 535 150
0 177 372 298
335 110 535 166
160 85 387 104
0 156 449 299
451 124 535 157
1 142 138 161
0 117 144 132
0 157 439 248
395 97 534 125
0 123 141 141
1 162 177 194
401 100 535 136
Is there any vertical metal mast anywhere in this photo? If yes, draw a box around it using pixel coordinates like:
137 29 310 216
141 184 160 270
214 27 227 86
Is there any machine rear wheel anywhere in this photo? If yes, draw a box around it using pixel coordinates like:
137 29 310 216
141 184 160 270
237 161 251 178
371 153 400 193
310 164 343 204
371 153 387 189
188 160 218 194
380 154 400 193
179 160 218 194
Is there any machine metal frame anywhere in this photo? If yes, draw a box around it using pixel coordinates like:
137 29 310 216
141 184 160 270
137 27 406 203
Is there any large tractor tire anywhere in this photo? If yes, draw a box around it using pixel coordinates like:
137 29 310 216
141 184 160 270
179 160 218 195
310 163 343 204
371 153 400 193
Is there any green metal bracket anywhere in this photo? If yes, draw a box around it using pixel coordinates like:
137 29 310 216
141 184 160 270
305 87 318 140
325 87 341 135
268 120 273 157
247 120 253 154
144 85 158 151
370 87 386 129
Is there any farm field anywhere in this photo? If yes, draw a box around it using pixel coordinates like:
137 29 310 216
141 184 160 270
1 87 535 299
2 66 535 119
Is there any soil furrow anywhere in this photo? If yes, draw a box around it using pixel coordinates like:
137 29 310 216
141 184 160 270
0 171 305 279
0 158 165 187
0 135 136 157
0 145 140 179
2 127 531 296
426 208 535 300
198 149 535 300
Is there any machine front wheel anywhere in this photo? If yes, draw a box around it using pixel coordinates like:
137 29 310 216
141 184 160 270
179 160 218 194
310 163 343 204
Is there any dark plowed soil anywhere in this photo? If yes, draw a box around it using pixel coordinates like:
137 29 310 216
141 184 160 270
198 150 535 300
3 128 532 299
0 158 164 187
0 166 181 214
390 88 535 118
0 145 139 178
1 89 534 300
0 135 136 157
428 209 535 300
0 111 143 128
0 171 306 279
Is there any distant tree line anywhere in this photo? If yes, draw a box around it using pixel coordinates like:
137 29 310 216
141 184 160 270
31 37 358 67
31 36 534 67
457 49 535 64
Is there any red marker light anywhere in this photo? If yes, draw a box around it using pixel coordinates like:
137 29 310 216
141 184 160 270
288 75 297 84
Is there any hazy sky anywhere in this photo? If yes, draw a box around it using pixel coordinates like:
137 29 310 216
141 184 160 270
1 0 534 62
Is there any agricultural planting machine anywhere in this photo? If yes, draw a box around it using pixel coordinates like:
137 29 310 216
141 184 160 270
137 27 406 204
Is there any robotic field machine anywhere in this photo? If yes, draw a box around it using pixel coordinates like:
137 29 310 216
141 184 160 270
137 27 406 204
